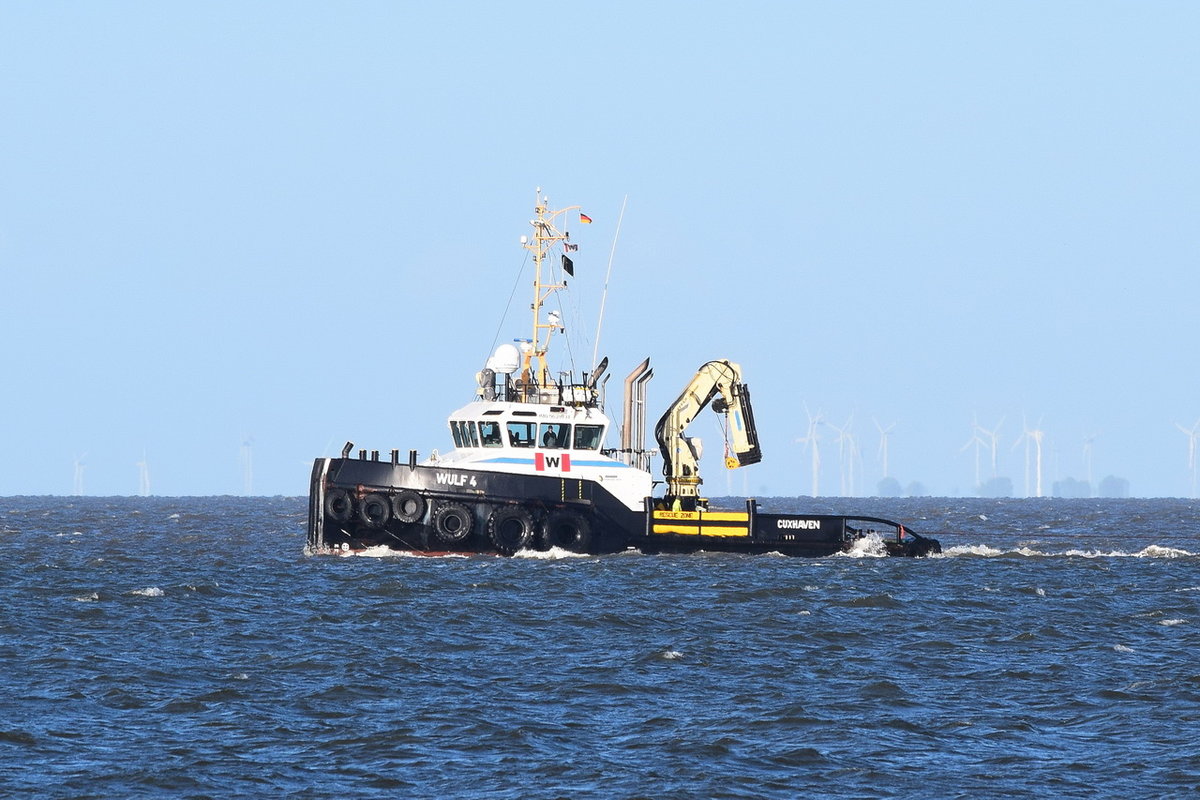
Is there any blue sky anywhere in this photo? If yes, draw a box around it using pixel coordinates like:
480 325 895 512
2 2 1198 497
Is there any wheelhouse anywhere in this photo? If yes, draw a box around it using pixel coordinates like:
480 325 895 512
446 402 609 455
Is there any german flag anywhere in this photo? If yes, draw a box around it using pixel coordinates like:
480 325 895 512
579 213 592 224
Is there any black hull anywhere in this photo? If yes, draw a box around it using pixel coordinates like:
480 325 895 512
306 456 941 558
307 455 642 556
633 508 940 557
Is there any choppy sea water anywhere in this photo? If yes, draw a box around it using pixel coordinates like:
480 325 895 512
1 495 1197 799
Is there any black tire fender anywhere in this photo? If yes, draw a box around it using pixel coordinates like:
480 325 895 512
325 488 354 523
542 510 593 553
391 490 426 524
432 502 474 545
487 506 535 556
357 492 391 529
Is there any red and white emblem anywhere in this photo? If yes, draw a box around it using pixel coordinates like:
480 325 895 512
535 452 571 472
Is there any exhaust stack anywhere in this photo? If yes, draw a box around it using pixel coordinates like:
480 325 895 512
620 358 653 470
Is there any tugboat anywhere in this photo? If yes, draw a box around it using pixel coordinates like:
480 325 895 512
305 191 941 558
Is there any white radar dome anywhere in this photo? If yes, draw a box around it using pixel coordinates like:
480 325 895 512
487 343 521 374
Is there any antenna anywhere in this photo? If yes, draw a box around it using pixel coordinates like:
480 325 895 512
592 194 628 370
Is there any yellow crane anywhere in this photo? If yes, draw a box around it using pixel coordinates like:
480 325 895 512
654 359 762 509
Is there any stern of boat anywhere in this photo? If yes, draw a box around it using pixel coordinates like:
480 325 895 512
884 525 941 557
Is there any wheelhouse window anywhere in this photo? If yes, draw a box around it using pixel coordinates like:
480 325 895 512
450 421 479 448
573 424 603 450
479 420 503 447
506 421 535 448
539 423 570 449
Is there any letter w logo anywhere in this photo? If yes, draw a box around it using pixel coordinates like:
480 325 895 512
535 453 571 472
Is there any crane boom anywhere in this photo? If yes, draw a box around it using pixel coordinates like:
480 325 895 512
654 359 762 507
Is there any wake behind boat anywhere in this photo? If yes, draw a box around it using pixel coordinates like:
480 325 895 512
306 191 940 558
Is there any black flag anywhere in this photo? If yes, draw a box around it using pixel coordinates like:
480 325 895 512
562 254 574 276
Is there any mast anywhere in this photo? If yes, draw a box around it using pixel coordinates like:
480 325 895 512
522 188 579 391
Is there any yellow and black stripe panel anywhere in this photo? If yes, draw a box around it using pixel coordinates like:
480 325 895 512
651 509 750 538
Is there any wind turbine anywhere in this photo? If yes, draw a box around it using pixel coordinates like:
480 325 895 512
1012 418 1045 498
796 406 823 497
983 416 1005 478
828 414 860 496
874 419 895 479
73 452 88 496
240 436 254 496
1082 432 1098 489
1176 420 1200 498
136 450 151 497
960 414 987 491
845 423 861 496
